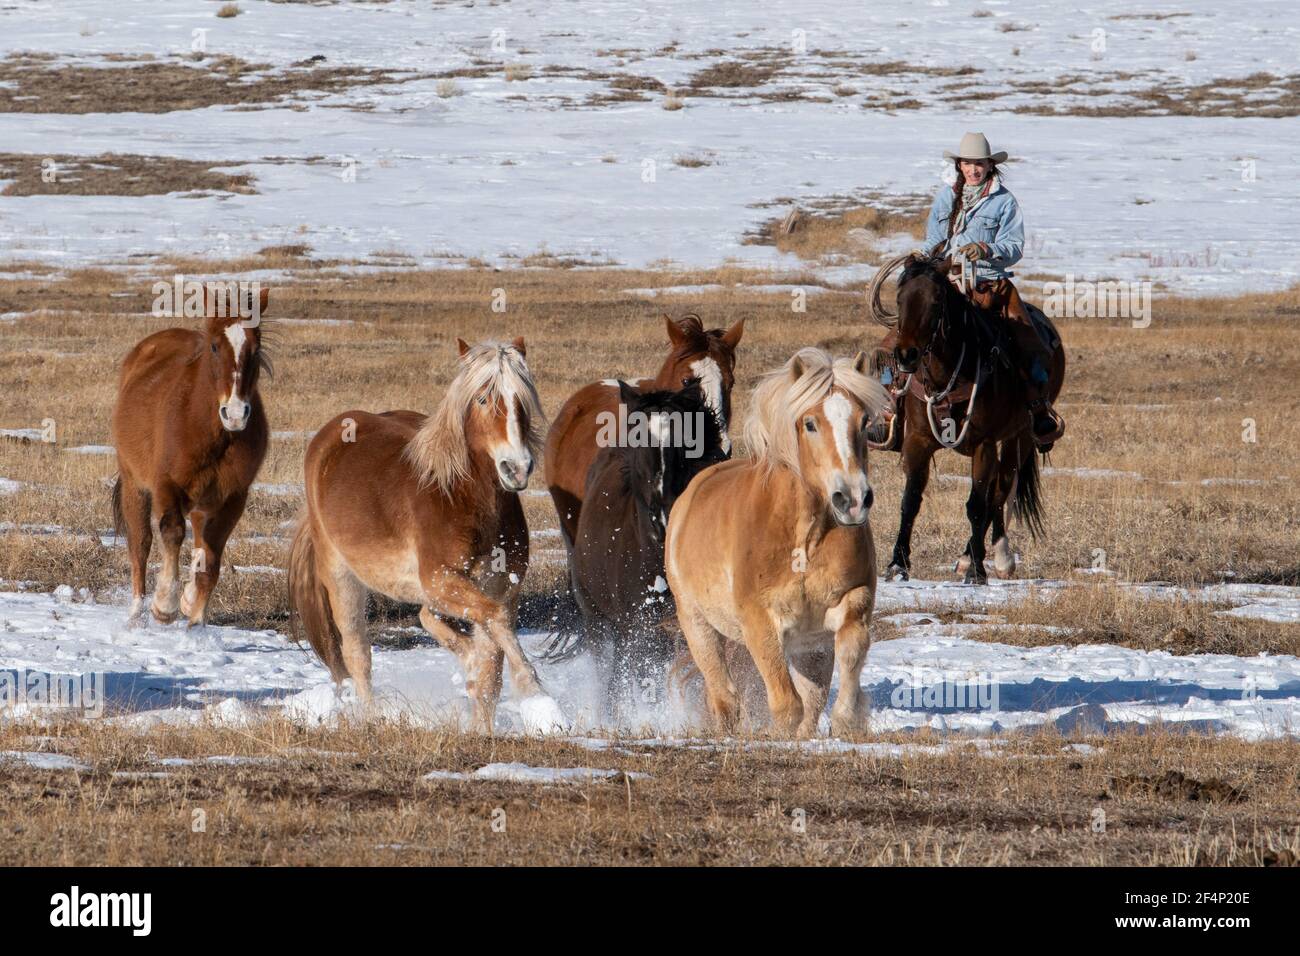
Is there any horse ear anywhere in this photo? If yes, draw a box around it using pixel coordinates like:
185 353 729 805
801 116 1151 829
852 350 870 375
791 353 806 379
721 317 745 349
617 380 638 406
256 285 270 319
511 336 527 358
456 338 470 358
664 314 686 347
936 255 953 273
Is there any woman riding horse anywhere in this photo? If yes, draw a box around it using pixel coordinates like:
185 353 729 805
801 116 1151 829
921 132 1063 446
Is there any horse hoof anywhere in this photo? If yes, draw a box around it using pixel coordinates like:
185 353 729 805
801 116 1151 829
954 555 972 576
962 568 988 586
884 564 909 582
991 537 1016 579
150 602 178 624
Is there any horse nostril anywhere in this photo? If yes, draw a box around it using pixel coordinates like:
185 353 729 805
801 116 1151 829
865 486 874 510
831 490 848 513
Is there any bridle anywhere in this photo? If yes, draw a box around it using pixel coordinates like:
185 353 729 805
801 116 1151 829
899 265 983 450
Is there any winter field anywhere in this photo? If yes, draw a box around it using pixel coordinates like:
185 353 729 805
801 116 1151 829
1 1 1299 866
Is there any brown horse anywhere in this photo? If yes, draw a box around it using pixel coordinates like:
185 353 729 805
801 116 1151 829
543 313 744 549
287 338 568 734
867 253 1065 584
110 286 271 627
565 380 727 719
666 348 890 738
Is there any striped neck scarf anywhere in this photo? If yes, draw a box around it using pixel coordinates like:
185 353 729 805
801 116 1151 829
950 175 995 238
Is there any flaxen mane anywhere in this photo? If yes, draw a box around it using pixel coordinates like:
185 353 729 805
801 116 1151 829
742 347 889 478
403 341 545 493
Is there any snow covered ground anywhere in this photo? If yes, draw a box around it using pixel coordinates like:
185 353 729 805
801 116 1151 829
2 579 1297 741
0 0 1297 292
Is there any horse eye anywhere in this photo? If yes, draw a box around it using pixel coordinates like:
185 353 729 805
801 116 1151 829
211 342 218 354
477 396 487 406
803 418 817 433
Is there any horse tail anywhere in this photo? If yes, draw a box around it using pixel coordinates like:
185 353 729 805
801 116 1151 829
286 515 347 682
110 476 125 539
1009 448 1047 541
109 475 148 542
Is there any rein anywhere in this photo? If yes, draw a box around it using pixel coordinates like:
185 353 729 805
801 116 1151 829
912 272 983 450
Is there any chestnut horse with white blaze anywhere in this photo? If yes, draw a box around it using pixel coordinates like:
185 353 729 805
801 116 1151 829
544 313 744 548
287 338 568 734
666 348 890 737
110 286 271 627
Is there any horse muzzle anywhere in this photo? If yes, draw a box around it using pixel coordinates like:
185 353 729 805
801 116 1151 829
894 346 920 374
219 400 250 432
830 484 873 527
496 456 533 492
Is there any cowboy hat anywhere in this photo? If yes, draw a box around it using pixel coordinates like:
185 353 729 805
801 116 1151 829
943 132 1008 164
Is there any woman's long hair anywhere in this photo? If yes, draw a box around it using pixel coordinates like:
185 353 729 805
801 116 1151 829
946 159 1006 240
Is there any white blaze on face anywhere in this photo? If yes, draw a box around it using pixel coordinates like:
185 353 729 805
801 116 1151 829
220 323 249 427
494 383 532 486
823 392 854 472
822 391 869 518
650 410 672 524
689 357 728 452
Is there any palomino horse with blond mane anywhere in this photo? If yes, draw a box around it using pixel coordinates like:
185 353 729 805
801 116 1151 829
544 313 744 549
666 348 890 737
111 285 271 627
287 338 567 734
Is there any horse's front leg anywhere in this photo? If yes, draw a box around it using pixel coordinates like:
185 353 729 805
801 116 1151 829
886 427 936 580
149 485 186 623
829 594 874 738
182 491 247 627
962 442 999 585
422 568 568 734
986 440 1025 579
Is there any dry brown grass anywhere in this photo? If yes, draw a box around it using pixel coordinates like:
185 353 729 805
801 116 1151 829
0 717 1295 866
0 264 1298 646
0 53 423 114
0 152 256 197
748 199 930 263
966 585 1300 658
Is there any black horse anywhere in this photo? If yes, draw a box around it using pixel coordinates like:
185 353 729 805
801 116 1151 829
565 380 726 719
868 253 1065 584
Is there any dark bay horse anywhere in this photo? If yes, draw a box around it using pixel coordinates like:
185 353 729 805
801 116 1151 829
288 338 568 734
543 313 744 550
567 380 726 719
110 286 271 626
867 253 1065 584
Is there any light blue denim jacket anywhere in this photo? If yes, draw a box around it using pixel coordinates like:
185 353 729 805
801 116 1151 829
923 176 1024 281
